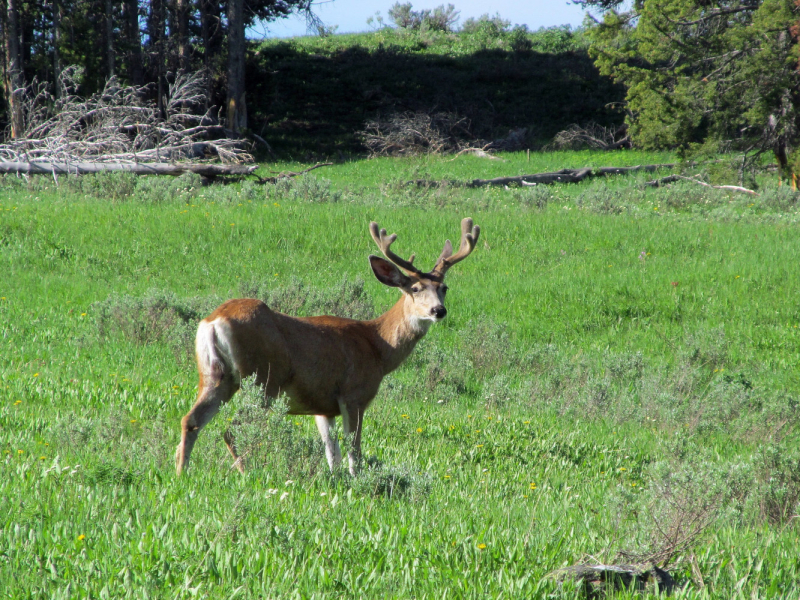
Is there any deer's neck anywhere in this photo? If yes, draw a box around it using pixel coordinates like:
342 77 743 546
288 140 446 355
372 297 432 374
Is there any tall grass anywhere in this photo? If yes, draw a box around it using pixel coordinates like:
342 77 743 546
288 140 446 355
1 151 799 598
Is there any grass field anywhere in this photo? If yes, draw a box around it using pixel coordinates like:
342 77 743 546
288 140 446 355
2 150 800 598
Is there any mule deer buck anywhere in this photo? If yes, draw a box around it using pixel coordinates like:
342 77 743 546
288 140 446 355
175 218 480 476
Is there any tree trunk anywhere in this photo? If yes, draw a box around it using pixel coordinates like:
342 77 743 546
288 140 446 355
148 0 166 117
123 0 143 85
200 0 209 105
175 0 189 72
226 0 246 132
200 0 223 107
4 0 24 138
105 0 115 77
52 0 61 97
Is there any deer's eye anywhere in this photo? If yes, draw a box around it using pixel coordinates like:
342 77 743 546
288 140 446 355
441 285 449 294
411 285 422 293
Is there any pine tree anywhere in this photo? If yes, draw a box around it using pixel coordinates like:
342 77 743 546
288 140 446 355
583 0 800 179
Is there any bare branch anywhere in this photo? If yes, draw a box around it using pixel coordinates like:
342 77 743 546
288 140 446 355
551 123 630 151
0 69 254 168
645 174 758 195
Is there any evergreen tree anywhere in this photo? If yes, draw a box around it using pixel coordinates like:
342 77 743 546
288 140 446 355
582 0 800 179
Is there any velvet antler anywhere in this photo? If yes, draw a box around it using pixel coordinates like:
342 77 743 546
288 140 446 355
369 222 422 275
431 218 480 277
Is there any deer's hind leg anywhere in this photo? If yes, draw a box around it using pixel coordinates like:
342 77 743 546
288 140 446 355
176 374 237 475
315 415 342 471
223 427 245 474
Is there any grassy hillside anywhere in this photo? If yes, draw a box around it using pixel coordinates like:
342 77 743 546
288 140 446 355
2 151 800 597
248 27 625 157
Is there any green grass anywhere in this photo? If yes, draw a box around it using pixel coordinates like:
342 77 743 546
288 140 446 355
2 150 800 598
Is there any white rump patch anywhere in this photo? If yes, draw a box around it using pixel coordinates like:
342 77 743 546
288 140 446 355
195 319 241 383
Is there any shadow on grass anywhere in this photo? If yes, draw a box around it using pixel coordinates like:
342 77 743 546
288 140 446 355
247 42 624 158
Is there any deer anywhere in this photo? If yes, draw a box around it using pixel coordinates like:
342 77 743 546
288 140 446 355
175 218 480 476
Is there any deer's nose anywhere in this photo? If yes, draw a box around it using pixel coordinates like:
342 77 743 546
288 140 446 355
431 306 447 319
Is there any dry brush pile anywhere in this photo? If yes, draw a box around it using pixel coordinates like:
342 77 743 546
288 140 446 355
0 68 253 169
360 111 527 157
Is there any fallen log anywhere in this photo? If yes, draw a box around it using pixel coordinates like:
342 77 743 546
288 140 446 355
257 162 333 184
552 563 676 597
0 161 258 177
407 163 678 187
645 174 758 196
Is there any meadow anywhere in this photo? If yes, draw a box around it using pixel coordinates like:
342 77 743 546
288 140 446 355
1 150 800 598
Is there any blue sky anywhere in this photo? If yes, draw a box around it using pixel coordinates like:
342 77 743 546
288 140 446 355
250 0 590 39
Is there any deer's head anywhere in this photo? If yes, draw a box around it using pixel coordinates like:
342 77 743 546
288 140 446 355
368 218 480 324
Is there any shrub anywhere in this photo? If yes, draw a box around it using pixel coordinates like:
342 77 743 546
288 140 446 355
95 290 203 344
267 175 343 203
131 172 204 203
228 377 327 478
617 459 731 565
510 184 552 209
576 185 629 214
352 461 432 500
388 2 459 32
753 443 800 526
93 290 221 363
460 13 510 35
240 277 374 320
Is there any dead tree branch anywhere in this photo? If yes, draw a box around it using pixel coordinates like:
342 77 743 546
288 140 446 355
0 67 254 173
407 163 677 187
361 111 475 156
0 162 257 176
256 162 333 184
645 174 758 195
551 123 631 151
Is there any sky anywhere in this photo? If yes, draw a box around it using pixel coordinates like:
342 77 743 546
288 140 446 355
250 0 590 39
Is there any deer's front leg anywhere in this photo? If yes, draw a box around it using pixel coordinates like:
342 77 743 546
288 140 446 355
338 400 363 476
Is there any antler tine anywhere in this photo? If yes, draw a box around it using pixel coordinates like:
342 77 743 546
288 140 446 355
369 222 422 275
433 217 480 276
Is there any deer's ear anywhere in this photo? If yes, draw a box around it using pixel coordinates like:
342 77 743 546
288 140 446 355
369 255 411 288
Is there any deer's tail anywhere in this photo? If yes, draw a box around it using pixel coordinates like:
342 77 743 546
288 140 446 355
195 319 238 383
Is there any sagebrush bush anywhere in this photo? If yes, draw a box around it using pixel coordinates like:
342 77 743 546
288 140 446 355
229 377 327 479
753 443 800 525
55 408 172 481
417 344 471 397
128 172 205 203
510 184 551 209
351 461 433 500
267 175 343 203
576 185 629 214
93 290 221 363
759 185 800 211
240 276 374 319
617 459 732 564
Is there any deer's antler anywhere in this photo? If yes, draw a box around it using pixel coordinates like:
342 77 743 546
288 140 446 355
432 217 480 277
369 222 422 275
